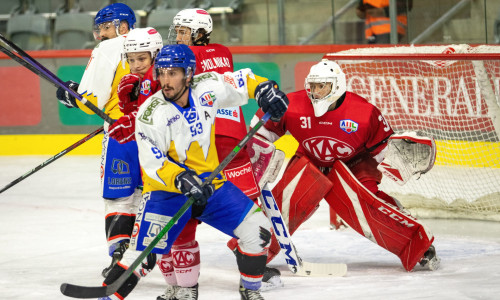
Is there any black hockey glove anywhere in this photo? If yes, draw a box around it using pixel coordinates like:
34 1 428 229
255 80 289 122
56 80 79 108
175 169 215 209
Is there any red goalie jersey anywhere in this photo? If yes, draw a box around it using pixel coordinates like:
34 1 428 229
257 90 393 174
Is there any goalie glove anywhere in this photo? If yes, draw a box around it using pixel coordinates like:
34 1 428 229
175 170 215 208
56 80 79 108
255 80 289 122
108 112 137 144
117 74 141 115
378 131 437 185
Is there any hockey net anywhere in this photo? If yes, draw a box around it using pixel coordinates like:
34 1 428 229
324 44 500 221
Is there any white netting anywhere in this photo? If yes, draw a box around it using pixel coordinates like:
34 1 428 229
325 45 500 221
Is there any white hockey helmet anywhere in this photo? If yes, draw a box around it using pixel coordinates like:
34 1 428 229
169 8 213 45
122 27 163 67
305 59 346 117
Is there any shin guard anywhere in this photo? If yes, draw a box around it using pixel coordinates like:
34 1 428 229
272 156 333 234
325 160 434 271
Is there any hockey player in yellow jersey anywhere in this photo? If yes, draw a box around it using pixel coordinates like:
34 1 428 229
98 44 288 300
54 3 152 278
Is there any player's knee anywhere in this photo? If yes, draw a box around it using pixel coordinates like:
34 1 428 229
233 205 272 254
104 190 142 215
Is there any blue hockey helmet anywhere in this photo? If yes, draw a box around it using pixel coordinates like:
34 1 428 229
154 44 196 80
94 3 136 32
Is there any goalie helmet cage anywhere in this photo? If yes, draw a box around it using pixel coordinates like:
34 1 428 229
323 44 500 221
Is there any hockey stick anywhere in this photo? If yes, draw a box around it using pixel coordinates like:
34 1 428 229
0 33 114 124
60 112 272 298
0 127 104 194
260 184 347 277
0 44 55 84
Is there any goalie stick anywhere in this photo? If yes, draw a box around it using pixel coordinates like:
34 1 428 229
60 112 272 298
260 184 347 277
0 33 114 124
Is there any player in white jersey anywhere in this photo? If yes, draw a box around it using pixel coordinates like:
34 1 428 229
97 44 288 300
54 3 153 278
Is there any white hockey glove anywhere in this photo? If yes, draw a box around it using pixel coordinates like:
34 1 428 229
377 131 437 185
246 136 286 188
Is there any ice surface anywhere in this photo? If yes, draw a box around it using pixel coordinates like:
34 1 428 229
1 156 499 299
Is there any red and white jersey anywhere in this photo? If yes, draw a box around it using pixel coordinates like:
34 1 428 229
137 65 160 107
259 90 394 168
191 44 247 140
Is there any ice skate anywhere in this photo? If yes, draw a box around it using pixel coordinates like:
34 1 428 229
260 267 284 291
174 284 198 300
101 241 128 277
419 245 440 271
157 285 180 300
240 284 265 300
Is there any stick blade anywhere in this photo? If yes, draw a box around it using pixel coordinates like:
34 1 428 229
296 261 347 277
60 283 110 298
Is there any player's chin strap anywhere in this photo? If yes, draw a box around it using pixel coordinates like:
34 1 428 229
59 112 272 299
377 131 437 185
0 33 114 124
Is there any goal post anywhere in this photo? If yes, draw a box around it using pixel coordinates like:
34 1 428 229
323 44 500 221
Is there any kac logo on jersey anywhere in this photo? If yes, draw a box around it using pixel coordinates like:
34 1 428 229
199 91 216 107
303 136 354 162
340 119 358 134
140 79 152 96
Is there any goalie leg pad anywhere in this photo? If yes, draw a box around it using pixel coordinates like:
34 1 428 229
325 160 434 271
246 136 286 188
272 155 333 234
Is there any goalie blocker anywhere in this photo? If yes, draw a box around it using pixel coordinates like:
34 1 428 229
269 155 434 272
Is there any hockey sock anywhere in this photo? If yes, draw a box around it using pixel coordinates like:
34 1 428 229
235 246 267 290
157 252 178 286
103 261 140 299
172 241 201 287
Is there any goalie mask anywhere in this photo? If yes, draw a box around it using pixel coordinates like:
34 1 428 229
167 8 213 45
305 59 346 117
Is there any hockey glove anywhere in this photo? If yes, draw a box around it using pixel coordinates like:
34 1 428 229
108 111 137 144
255 80 289 122
175 170 215 208
56 80 79 108
117 74 141 115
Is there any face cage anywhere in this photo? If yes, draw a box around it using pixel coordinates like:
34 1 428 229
93 19 121 41
305 78 336 102
167 25 209 46
153 66 193 82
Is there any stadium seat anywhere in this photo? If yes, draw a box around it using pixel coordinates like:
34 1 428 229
147 8 179 44
53 12 96 49
6 12 51 50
